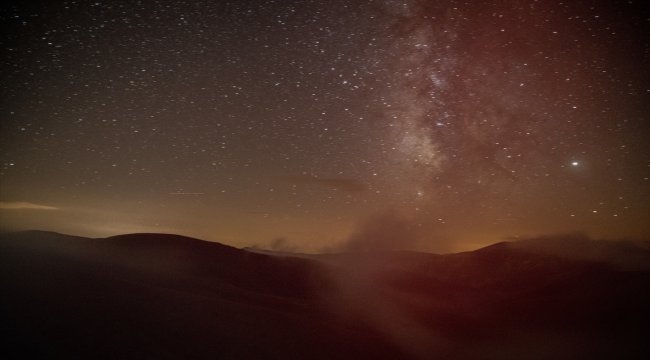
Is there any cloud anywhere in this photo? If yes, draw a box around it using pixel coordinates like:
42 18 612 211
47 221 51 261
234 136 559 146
286 176 366 192
325 209 446 358
507 232 650 270
339 210 419 252
0 201 59 210
267 237 298 252
247 237 299 253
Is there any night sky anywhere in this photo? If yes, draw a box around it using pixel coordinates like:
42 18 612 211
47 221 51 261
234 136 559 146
1 0 648 253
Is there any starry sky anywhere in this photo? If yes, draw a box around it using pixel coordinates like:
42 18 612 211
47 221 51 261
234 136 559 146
1 0 648 253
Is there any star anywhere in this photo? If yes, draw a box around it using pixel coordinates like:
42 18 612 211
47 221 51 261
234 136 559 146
0 0 647 251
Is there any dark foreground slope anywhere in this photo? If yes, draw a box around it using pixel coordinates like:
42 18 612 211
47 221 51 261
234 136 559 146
0 231 402 360
1 231 649 359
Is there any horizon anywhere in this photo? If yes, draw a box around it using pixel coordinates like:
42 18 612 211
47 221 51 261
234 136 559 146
3 228 648 257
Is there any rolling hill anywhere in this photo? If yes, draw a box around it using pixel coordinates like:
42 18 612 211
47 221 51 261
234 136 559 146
2 231 649 359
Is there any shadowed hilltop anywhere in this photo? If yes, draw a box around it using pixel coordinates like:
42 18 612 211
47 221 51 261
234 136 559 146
2 231 649 359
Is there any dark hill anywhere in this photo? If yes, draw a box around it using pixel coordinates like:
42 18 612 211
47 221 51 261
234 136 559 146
2 231 649 359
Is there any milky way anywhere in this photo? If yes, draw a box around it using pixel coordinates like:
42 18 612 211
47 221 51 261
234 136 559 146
1 0 648 252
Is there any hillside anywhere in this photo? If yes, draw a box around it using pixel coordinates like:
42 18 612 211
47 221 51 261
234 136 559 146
2 231 649 359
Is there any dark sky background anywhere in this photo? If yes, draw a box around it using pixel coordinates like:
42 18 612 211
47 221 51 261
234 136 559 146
1 0 648 253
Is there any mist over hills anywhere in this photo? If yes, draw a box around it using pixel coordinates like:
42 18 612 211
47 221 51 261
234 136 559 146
2 231 649 359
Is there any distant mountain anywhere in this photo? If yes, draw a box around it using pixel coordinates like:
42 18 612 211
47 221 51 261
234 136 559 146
2 231 649 359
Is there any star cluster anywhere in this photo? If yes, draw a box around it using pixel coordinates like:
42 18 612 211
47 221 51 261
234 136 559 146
1 0 648 252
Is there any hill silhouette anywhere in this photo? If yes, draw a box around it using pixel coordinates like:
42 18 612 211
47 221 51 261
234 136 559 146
1 231 649 359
